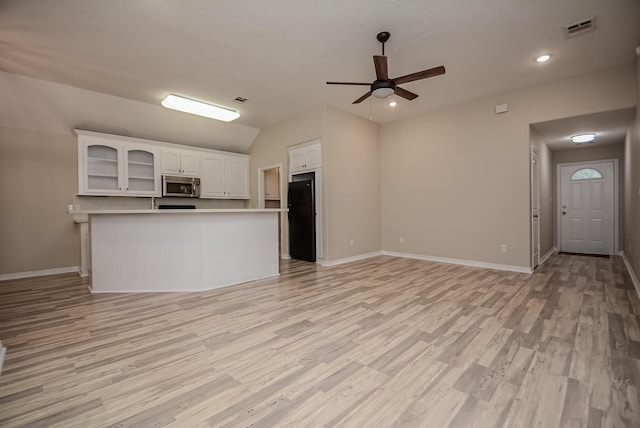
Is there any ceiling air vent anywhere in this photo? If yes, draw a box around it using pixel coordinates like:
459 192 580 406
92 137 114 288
234 96 248 103
565 17 595 37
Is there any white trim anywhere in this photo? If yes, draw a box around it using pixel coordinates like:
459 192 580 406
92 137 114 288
281 254 291 260
257 163 284 257
539 247 557 266
381 251 533 273
620 252 640 298
290 168 324 260
257 163 283 209
556 159 618 254
0 344 6 376
320 251 383 267
531 145 541 269
0 266 80 281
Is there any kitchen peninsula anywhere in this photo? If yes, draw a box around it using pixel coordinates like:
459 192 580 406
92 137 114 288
77 209 284 293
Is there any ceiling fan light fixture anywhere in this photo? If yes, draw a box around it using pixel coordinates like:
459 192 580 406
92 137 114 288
372 87 395 98
161 94 240 122
571 133 596 144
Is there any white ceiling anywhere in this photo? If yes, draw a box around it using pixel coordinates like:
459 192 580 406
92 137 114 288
0 0 639 131
531 108 635 150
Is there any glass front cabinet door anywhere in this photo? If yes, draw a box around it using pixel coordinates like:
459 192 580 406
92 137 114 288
78 133 160 197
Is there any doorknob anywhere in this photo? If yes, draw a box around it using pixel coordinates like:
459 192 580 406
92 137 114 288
562 211 567 215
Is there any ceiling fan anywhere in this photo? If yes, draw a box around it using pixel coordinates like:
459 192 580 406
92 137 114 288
327 31 446 104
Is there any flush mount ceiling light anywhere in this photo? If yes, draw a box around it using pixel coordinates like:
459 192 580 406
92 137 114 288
161 94 240 122
571 133 596 144
536 54 551 63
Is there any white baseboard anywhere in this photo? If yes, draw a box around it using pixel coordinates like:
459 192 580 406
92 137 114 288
320 251 383 267
620 252 640 298
539 247 557 266
0 344 5 376
0 266 80 281
381 251 532 274
280 254 291 260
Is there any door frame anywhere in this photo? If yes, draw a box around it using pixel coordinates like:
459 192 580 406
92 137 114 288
290 169 324 262
257 163 283 209
555 159 618 254
530 146 540 269
257 163 284 257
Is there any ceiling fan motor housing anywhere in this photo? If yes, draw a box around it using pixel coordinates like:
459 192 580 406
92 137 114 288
371 79 395 98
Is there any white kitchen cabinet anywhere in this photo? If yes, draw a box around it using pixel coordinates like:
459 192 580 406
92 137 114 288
200 154 226 198
78 133 160 197
161 148 201 177
201 154 249 199
264 168 280 200
289 141 321 173
225 157 249 198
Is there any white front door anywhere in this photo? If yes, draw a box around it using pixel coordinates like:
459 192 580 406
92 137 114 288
531 147 540 268
559 161 614 255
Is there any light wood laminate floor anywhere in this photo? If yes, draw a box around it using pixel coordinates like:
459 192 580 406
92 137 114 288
1 254 639 427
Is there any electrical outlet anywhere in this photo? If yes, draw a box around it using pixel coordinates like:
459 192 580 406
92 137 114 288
400 237 404 244
67 204 74 213
501 244 507 253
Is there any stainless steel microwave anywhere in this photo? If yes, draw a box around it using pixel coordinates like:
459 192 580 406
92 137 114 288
162 176 200 198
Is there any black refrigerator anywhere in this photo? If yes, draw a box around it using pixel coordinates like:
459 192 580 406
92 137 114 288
288 179 316 262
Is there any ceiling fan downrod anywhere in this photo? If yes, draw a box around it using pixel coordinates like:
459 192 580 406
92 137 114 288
377 31 390 56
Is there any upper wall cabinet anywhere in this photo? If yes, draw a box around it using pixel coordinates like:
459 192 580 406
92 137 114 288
76 129 248 199
77 133 160 197
161 148 201 177
201 153 249 199
289 141 321 173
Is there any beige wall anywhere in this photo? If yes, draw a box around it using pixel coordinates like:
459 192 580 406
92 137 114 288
623 54 640 284
0 71 259 276
0 127 80 273
324 106 380 260
0 126 247 276
530 128 554 259
0 71 259 153
248 107 325 257
249 106 381 262
552 144 625 251
380 65 636 268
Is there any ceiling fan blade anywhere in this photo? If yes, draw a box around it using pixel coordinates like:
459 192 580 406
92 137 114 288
395 86 418 101
353 92 372 104
326 81 371 86
373 55 388 80
393 65 445 85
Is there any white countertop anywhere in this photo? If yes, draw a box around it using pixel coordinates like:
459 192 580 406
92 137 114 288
72 208 286 223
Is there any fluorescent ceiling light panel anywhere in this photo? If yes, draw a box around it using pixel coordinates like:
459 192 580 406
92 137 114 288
571 133 596 143
161 94 240 122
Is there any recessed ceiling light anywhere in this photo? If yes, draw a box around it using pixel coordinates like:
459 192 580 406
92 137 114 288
571 133 596 144
536 54 551 63
388 100 397 107
161 94 240 122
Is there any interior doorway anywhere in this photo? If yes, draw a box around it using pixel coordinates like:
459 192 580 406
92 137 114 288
258 165 282 255
531 146 540 269
557 160 617 255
